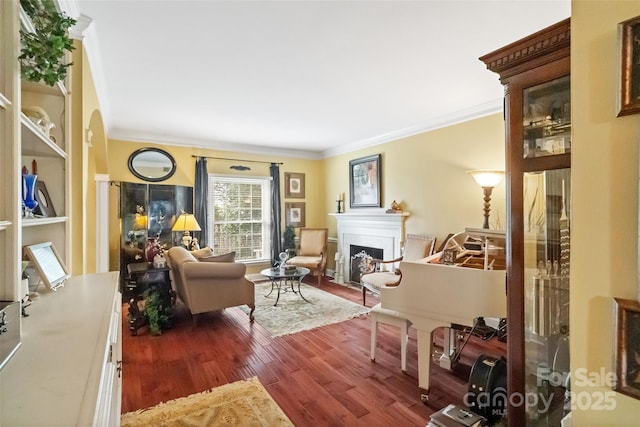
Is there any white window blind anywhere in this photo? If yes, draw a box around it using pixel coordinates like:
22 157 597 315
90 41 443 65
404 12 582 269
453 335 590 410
207 175 272 262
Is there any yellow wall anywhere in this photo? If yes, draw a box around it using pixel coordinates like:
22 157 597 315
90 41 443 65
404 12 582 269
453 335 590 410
72 40 108 275
322 114 506 243
107 115 504 276
108 139 322 274
571 0 640 424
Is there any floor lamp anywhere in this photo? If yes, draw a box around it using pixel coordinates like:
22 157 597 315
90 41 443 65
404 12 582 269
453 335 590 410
467 170 504 229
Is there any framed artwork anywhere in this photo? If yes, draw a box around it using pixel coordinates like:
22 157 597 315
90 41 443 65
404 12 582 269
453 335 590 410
285 202 305 228
34 180 57 217
349 154 381 208
284 172 305 198
618 15 640 117
24 241 70 291
614 298 640 399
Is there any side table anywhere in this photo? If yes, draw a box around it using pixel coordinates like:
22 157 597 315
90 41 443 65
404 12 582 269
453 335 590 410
127 262 175 335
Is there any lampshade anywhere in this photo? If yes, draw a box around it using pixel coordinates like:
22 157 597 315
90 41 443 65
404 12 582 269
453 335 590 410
172 213 201 232
467 170 505 188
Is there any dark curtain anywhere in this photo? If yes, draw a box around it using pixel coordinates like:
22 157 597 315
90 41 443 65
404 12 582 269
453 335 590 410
270 163 282 263
194 157 208 247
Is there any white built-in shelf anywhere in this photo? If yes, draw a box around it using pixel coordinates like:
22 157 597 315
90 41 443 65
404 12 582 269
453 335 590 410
0 221 11 230
20 113 66 158
0 92 10 109
22 216 67 227
21 79 67 98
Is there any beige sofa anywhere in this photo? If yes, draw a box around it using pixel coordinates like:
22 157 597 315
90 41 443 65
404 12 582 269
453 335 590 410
165 246 255 325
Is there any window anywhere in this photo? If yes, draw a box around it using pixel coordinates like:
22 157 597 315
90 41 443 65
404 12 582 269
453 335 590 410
208 175 272 262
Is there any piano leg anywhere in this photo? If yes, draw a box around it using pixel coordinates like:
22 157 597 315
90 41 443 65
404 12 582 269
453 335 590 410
438 327 459 370
415 323 456 403
416 328 433 402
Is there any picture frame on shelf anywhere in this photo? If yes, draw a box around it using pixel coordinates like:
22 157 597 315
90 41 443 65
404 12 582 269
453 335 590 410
285 202 305 228
284 172 305 198
442 249 457 265
617 15 640 117
34 180 56 217
614 298 640 400
24 241 70 291
349 154 381 208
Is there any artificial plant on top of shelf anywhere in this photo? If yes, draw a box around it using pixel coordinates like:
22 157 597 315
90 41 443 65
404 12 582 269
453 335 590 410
19 0 76 86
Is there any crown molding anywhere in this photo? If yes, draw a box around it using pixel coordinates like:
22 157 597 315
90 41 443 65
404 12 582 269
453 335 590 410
320 99 503 158
109 130 325 160
111 99 502 161
480 18 570 81
58 0 112 142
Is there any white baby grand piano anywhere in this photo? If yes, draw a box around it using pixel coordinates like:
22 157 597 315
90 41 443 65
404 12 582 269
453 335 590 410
380 229 507 402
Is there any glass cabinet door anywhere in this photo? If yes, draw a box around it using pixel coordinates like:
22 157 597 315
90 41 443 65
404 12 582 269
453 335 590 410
523 76 571 159
522 119 571 426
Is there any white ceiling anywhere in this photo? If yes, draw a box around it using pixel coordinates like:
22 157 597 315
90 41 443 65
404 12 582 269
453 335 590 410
67 0 570 159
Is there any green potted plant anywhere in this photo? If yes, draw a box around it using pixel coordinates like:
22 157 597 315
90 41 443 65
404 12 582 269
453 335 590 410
19 0 76 86
143 286 174 336
283 225 296 257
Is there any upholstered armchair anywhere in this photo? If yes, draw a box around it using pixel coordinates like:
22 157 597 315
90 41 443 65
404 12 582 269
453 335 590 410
360 234 436 306
286 228 328 286
165 246 255 326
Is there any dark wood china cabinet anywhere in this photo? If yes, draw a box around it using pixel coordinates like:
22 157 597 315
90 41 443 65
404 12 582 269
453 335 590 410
481 18 571 425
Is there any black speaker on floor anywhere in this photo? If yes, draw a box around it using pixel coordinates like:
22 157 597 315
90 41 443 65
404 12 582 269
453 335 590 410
467 355 507 425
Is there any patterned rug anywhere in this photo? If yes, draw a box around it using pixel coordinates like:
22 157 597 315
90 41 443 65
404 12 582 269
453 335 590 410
242 281 370 337
120 377 293 427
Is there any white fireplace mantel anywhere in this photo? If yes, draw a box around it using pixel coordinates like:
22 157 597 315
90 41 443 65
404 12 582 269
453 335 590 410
330 211 409 283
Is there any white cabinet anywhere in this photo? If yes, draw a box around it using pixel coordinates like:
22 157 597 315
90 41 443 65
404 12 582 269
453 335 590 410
0 272 122 426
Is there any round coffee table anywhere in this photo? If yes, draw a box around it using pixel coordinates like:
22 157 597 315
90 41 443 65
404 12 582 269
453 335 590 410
260 267 310 306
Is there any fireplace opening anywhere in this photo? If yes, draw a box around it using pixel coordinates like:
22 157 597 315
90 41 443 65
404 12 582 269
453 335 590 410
350 244 383 284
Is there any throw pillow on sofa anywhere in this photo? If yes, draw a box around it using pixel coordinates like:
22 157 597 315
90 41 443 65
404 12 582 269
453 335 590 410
199 251 236 262
190 246 214 259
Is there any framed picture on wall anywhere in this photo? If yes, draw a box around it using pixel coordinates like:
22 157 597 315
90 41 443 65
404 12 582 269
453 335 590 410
618 15 640 117
614 298 640 400
284 172 305 198
349 154 381 208
285 202 305 228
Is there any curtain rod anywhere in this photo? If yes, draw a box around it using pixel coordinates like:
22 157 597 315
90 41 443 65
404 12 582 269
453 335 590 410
192 155 283 165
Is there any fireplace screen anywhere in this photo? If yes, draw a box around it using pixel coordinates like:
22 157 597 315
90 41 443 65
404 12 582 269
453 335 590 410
350 245 383 283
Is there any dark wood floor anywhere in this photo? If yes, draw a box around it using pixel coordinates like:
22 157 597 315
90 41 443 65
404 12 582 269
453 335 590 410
121 277 505 426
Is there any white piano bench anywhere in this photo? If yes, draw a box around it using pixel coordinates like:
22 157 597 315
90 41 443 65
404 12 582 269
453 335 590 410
370 303 412 372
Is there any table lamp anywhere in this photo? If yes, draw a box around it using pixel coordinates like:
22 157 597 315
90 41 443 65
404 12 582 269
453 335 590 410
172 211 201 249
467 170 504 229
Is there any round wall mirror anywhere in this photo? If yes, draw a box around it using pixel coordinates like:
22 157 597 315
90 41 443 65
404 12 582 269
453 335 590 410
128 148 177 182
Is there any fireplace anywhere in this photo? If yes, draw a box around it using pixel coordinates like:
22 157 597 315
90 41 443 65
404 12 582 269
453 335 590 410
349 244 383 283
330 210 409 285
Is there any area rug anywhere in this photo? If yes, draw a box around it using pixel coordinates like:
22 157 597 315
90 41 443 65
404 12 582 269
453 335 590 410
242 281 370 337
120 377 293 427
